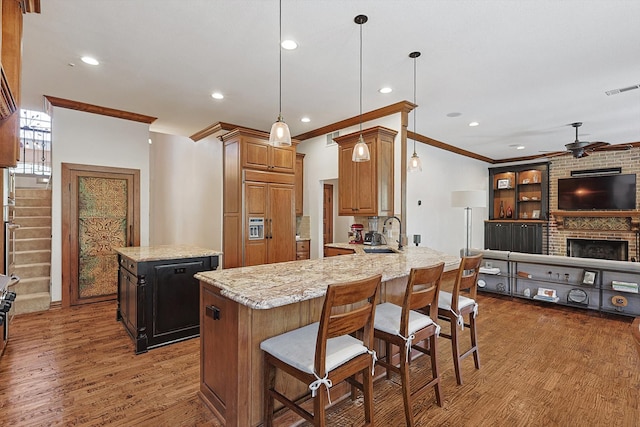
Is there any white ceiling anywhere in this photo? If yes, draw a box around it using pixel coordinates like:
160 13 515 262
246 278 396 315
20 0 640 161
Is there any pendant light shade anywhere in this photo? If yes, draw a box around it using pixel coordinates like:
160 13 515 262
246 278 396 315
269 0 291 146
352 14 370 162
407 51 422 172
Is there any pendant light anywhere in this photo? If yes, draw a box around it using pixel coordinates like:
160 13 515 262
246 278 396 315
407 51 422 172
352 14 370 162
268 0 292 146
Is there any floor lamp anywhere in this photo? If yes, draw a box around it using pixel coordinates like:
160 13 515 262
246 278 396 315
451 190 486 256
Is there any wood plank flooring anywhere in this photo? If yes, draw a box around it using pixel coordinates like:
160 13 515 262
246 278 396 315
0 294 638 426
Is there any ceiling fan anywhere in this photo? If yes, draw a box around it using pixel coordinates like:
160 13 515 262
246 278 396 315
542 122 621 159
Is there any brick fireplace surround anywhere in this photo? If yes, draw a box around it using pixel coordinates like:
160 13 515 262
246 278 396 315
548 147 640 261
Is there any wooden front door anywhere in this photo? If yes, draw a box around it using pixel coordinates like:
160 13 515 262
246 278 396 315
323 184 333 245
61 163 140 307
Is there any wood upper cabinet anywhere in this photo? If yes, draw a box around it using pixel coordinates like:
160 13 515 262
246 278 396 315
295 153 304 216
242 132 296 173
0 0 27 168
335 126 396 217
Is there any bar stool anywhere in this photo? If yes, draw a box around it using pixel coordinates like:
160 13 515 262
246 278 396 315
438 253 483 385
373 262 444 426
261 274 381 427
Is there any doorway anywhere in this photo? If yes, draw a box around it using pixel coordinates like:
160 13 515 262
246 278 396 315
323 184 333 245
61 163 140 307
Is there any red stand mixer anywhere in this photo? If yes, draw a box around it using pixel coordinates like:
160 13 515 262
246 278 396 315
349 223 364 244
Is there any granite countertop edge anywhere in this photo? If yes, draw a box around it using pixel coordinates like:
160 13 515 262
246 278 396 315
196 245 460 310
115 245 223 262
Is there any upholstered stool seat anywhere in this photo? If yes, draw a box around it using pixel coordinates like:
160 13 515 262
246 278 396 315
261 274 381 427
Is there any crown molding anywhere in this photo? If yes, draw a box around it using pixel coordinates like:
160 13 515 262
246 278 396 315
44 96 157 124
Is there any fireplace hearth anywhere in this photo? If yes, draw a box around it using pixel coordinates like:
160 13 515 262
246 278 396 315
567 238 628 261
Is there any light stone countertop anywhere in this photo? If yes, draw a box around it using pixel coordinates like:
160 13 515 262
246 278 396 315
115 245 222 262
196 245 459 309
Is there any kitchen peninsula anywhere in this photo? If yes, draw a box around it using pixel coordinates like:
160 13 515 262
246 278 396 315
196 245 459 426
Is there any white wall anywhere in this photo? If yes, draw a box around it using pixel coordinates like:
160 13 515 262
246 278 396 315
299 113 489 259
50 108 151 302
149 132 223 250
406 142 488 256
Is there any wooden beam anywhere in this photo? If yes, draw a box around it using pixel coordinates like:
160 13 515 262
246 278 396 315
44 96 157 124
408 130 494 164
293 101 416 141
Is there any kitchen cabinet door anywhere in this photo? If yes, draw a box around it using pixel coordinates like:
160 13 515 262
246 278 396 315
245 182 268 266
512 223 542 254
295 153 304 216
484 222 512 251
266 183 296 264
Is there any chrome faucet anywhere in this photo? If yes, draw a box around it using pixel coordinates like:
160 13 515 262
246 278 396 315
383 216 403 250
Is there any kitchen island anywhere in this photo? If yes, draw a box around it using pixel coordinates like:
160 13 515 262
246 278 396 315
116 245 221 354
196 245 459 426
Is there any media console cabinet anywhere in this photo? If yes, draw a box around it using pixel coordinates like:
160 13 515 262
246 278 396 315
116 245 221 354
475 249 640 317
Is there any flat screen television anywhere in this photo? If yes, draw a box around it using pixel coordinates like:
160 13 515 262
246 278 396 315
557 174 636 210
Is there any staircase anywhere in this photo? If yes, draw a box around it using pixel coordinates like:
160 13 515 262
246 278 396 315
8 188 52 315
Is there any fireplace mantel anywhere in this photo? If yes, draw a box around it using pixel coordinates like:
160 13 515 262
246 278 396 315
551 210 640 231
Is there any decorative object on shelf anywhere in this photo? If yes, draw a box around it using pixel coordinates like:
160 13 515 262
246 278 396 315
611 295 628 309
533 287 559 303
499 200 505 218
522 212 528 219
517 271 532 279
582 270 597 286
352 14 370 162
567 288 588 305
533 174 539 183
451 190 487 256
506 205 513 218
522 178 530 184
497 178 511 189
532 209 540 219
268 0 292 147
521 196 529 201
523 288 531 298
407 51 422 173
612 280 639 294
497 282 506 292
477 279 486 288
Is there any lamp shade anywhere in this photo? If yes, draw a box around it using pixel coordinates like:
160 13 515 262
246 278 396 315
451 190 486 208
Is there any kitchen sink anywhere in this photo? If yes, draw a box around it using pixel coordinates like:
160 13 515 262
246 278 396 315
363 248 396 254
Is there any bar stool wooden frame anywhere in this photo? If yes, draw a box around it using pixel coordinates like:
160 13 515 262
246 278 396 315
374 262 445 426
437 254 483 385
261 274 381 427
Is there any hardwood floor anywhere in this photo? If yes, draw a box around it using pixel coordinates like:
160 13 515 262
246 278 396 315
0 295 638 426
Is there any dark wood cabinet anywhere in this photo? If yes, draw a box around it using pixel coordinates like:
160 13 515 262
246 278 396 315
484 221 543 254
117 250 219 354
486 162 548 253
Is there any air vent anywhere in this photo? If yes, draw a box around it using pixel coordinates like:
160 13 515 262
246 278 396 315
571 167 622 177
326 131 339 146
605 84 640 96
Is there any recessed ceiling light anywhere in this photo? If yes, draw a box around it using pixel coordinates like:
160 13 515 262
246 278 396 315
81 56 99 66
281 40 298 50
211 92 224 100
516 145 525 150
446 112 462 117
379 87 392 94
301 117 310 123
469 121 479 127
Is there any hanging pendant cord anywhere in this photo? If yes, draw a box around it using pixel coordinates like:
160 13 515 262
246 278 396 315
413 54 417 153
278 0 282 117
359 20 363 134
